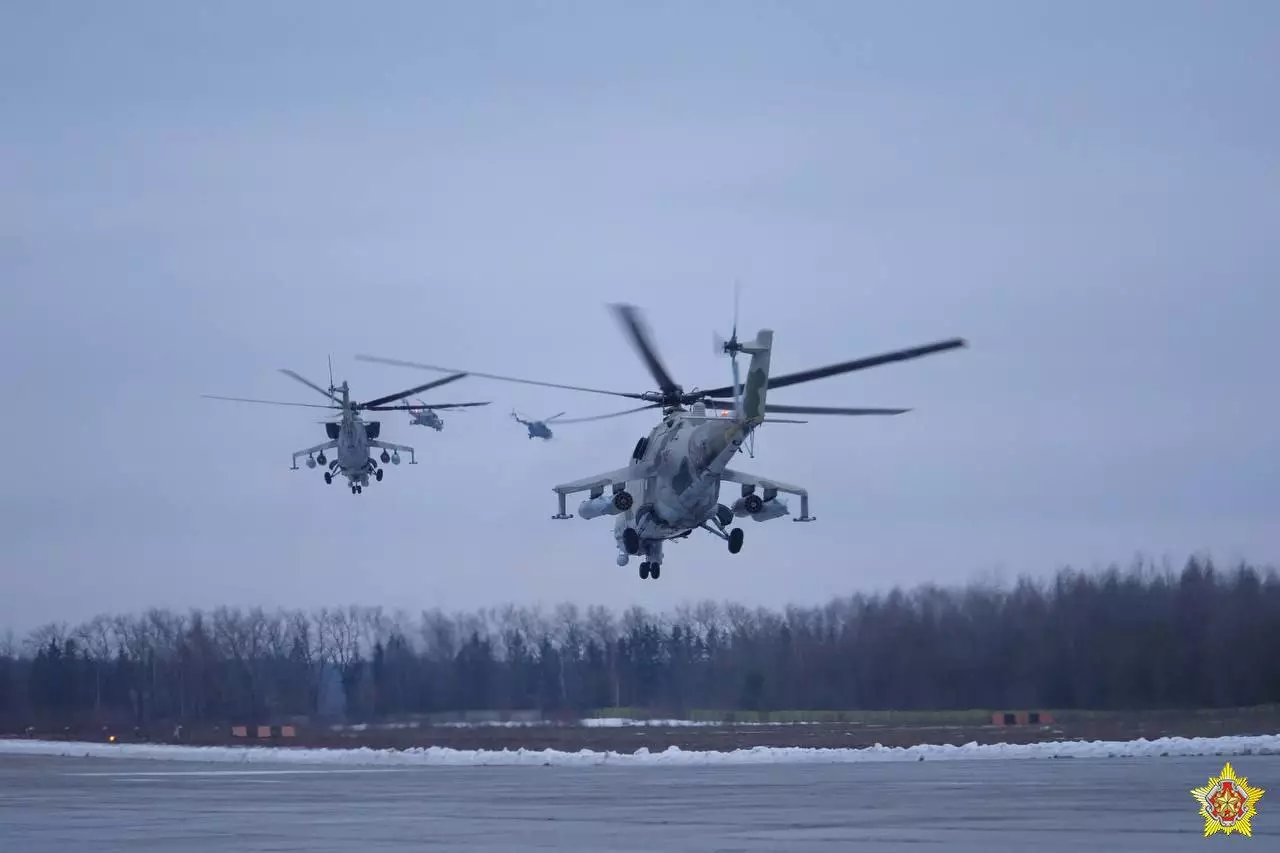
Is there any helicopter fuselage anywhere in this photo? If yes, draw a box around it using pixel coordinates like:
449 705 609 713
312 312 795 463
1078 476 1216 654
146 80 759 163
524 421 553 440
609 410 744 547
318 417 376 487
336 419 371 480
411 411 443 431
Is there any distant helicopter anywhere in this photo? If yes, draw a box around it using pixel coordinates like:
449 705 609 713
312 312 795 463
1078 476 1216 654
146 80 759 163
407 401 444 431
404 397 489 431
512 410 561 439
202 360 488 495
508 410 627 440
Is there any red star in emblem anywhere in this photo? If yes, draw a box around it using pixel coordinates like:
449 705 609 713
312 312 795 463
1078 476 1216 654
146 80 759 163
1209 781 1245 824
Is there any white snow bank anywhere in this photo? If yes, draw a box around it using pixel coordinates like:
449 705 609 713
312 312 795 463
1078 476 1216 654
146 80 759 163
578 718 734 727
2 733 1278 767
333 717 803 730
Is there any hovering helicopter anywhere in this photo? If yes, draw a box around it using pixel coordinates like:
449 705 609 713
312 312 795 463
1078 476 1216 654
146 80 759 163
510 409 645 440
512 410 561 439
407 402 443 431
357 302 966 575
405 398 483 432
202 360 490 494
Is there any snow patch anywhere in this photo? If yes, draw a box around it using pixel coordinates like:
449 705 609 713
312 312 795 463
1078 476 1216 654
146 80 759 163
2 733 1278 767
329 717 801 730
579 718 731 727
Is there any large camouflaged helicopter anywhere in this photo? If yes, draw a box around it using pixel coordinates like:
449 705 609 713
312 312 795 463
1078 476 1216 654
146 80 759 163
357 303 966 575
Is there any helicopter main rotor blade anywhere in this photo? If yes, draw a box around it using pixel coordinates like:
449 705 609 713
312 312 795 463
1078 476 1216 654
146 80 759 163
361 372 469 409
278 369 341 404
201 394 337 410
608 303 682 399
424 401 490 410
368 401 491 411
700 400 909 416
698 338 967 398
543 411 567 423
765 403 909 416
354 354 651 401
550 403 663 424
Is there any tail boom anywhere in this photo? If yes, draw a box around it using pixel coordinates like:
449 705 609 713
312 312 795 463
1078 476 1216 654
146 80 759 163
702 328 774 478
740 329 773 425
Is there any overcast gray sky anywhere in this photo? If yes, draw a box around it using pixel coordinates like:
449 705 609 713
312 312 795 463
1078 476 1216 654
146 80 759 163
2 0 1277 634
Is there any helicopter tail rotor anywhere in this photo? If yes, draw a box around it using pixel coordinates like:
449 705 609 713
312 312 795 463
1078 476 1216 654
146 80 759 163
712 282 745 416
712 331 730 357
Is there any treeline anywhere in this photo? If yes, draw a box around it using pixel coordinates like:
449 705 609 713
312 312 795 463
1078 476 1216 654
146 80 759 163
2 556 1278 728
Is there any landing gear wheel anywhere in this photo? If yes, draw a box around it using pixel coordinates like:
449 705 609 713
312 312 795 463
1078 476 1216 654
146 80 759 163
639 562 650 579
650 563 661 579
728 528 744 554
375 469 384 482
622 527 640 555
324 472 332 484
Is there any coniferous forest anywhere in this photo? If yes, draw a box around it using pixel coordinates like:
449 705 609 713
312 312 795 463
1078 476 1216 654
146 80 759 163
2 556 1278 732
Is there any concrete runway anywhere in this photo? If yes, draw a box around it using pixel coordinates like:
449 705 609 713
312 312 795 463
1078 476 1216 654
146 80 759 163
2 753 1277 852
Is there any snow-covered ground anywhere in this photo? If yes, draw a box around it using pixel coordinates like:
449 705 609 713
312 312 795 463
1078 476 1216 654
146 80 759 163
2 733 1277 767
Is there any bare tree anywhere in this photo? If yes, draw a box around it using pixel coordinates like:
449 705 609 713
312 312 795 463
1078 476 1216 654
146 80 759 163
73 615 117 713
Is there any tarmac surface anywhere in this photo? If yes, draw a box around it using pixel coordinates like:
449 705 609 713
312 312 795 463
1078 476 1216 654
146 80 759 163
2 752 1277 852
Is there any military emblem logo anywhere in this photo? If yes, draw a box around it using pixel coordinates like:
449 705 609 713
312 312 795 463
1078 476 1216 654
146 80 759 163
1190 761 1264 837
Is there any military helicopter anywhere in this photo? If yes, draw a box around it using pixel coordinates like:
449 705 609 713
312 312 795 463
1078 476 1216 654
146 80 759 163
511 410 561 439
406 400 443 431
510 409 643 440
357 303 966 574
202 361 489 494
404 397 488 432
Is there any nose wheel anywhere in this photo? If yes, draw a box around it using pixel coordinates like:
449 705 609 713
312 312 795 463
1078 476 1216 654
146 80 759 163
375 469 384 482
639 561 661 579
323 472 332 484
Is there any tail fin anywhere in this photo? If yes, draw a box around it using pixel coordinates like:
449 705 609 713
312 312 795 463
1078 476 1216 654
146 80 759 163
740 329 773 424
